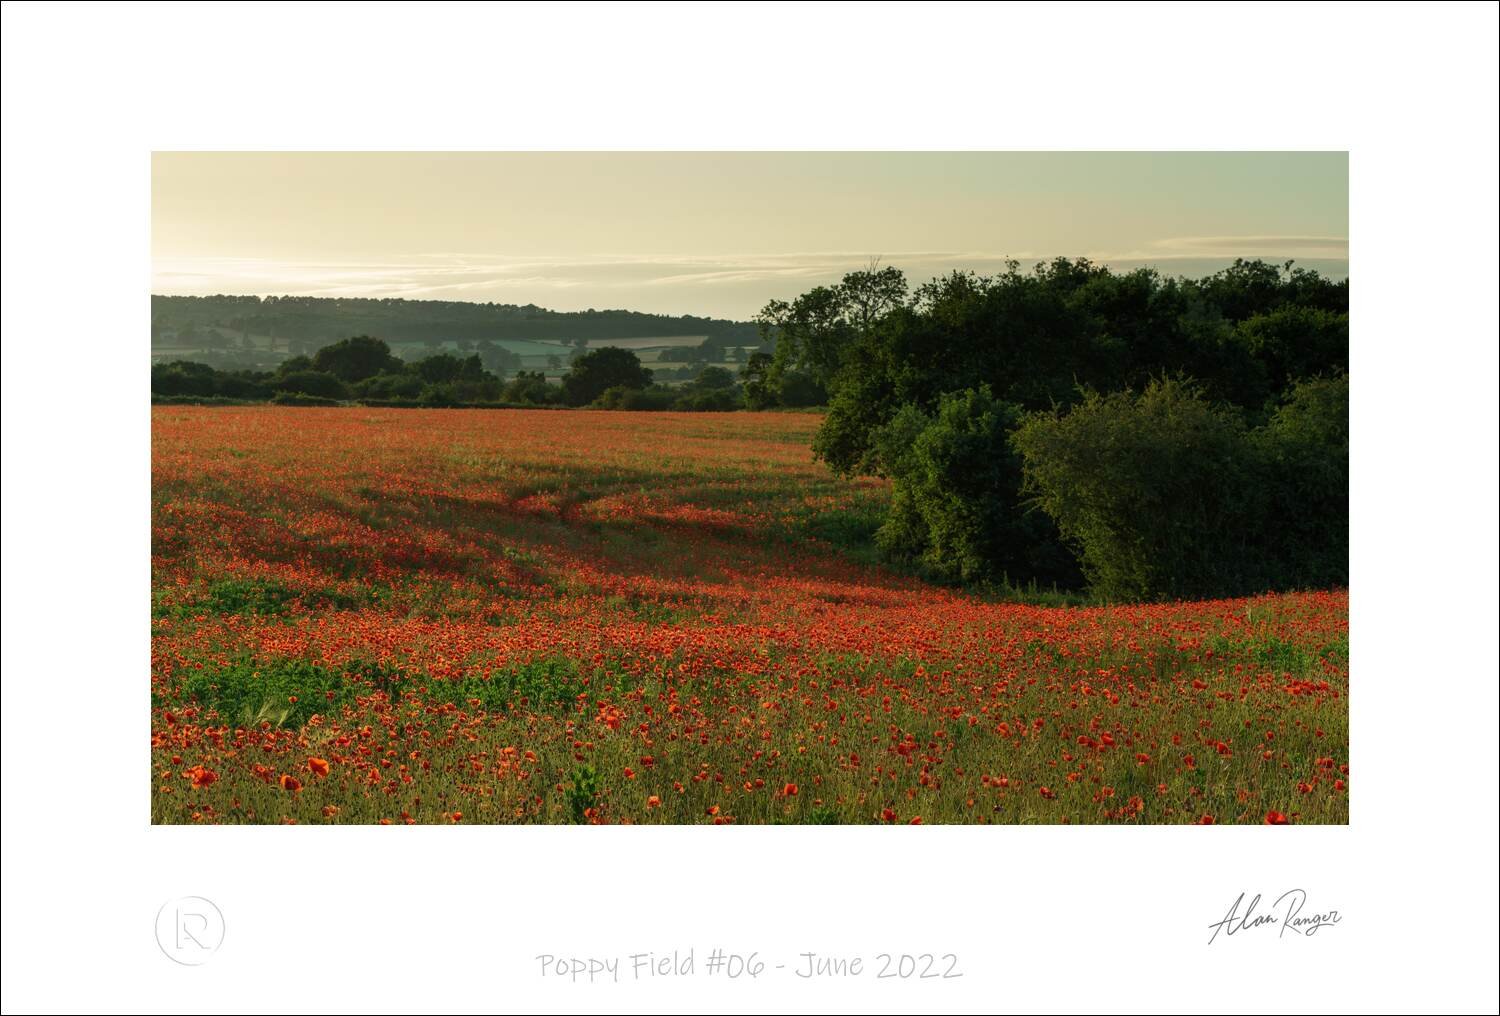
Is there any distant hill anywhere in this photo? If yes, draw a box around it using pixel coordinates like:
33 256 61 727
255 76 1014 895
150 294 760 349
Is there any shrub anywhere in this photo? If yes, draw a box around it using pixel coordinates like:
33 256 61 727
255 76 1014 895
1013 378 1262 601
272 369 348 400
356 371 424 401
151 361 219 397
692 366 737 390
500 371 560 405
1013 374 1350 601
673 388 740 412
873 386 1078 586
412 353 488 385
592 385 677 411
1252 374 1348 587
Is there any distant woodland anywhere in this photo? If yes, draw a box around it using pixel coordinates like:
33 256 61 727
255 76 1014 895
152 294 760 355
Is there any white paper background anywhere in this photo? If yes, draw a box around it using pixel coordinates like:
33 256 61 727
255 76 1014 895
2 2 1497 1013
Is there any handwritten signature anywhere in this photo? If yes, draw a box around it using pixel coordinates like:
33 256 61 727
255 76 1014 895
1207 890 1342 944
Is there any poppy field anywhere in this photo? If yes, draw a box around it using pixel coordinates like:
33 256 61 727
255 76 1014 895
151 406 1348 825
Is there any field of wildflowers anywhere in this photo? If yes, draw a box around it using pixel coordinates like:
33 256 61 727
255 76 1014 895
151 406 1348 824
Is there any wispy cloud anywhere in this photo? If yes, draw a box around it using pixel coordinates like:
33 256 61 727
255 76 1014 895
1127 235 1349 259
154 251 1034 297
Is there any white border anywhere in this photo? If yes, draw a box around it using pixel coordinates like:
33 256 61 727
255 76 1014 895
3 3 1497 1014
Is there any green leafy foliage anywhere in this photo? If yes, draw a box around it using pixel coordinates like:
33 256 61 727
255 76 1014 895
561 347 653 406
1251 374 1349 587
1012 375 1349 601
427 656 586 712
874 387 1080 586
1013 378 1259 600
183 658 352 727
273 369 348 400
566 765 600 824
312 335 402 382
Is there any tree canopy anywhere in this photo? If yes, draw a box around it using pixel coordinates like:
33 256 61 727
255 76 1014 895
560 347 653 407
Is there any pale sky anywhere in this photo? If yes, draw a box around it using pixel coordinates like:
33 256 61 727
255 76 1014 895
152 152 1348 319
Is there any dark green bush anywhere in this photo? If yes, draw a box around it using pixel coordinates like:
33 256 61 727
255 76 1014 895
1012 374 1349 601
151 360 220 397
673 388 740 412
272 369 348 400
500 371 561 405
355 371 425 400
1013 378 1261 601
1251 374 1348 587
592 385 677 411
873 386 1079 586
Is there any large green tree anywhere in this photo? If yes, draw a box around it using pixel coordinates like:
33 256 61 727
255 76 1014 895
561 347 652 406
312 335 401 382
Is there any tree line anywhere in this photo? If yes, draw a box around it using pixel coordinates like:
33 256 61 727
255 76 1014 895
752 257 1347 602
151 294 763 347
152 337 744 411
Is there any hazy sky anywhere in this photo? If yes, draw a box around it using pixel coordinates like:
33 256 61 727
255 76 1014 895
152 152 1348 319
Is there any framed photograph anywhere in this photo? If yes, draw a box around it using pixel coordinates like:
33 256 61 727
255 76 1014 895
3 3 1496 1014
